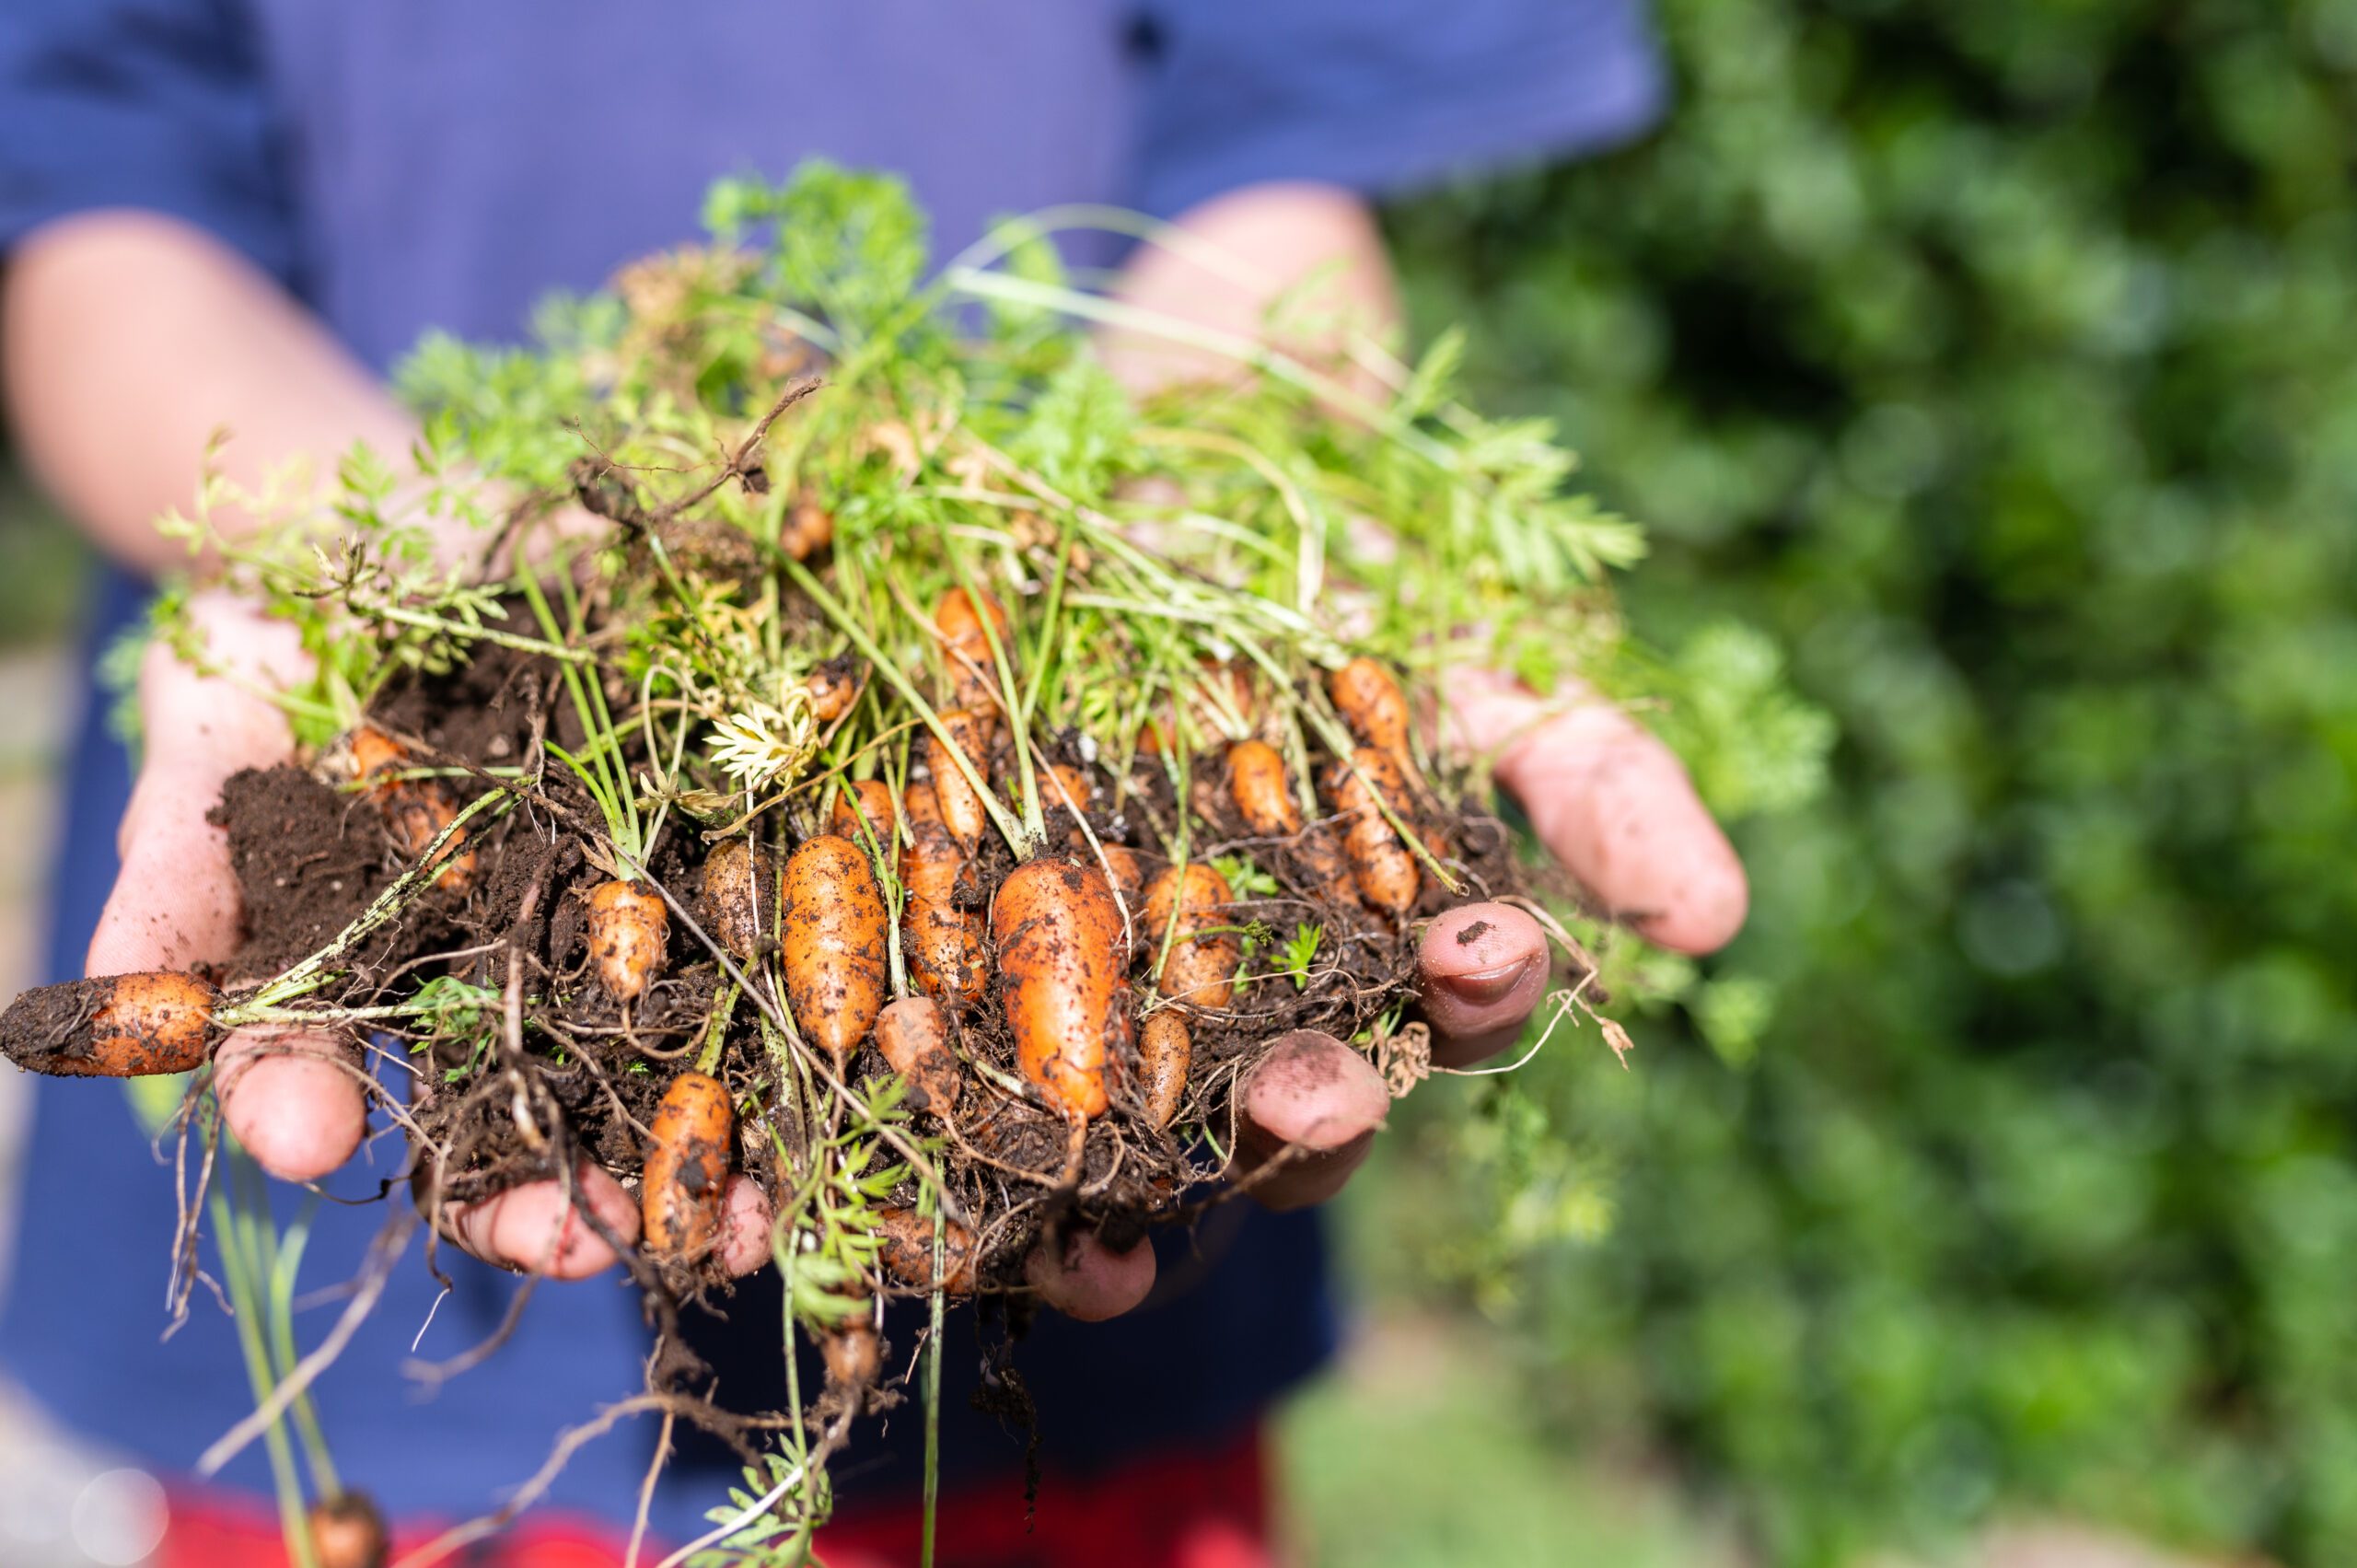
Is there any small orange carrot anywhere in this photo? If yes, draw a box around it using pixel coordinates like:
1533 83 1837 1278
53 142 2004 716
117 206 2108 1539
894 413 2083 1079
700 839 776 962
781 498 835 562
1323 748 1420 917
993 859 1130 1121
0 972 218 1077
1329 656 1411 764
586 879 668 1002
1142 864 1240 1009
780 835 889 1064
924 707 996 853
874 996 963 1120
899 783 988 1007
350 726 477 891
307 1493 389 1568
643 1069 732 1259
806 656 861 723
1135 1011 1190 1131
874 1206 977 1295
935 587 1012 711
820 1319 883 1389
829 778 898 850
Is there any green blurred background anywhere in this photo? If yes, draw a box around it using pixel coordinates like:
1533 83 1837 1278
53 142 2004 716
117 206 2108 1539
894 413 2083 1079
4 1 2352 1562
1311 0 2357 1564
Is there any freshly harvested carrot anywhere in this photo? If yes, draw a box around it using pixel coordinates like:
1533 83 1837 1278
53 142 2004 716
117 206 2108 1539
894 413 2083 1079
935 587 1011 710
1097 844 1144 902
350 726 477 891
992 859 1131 1121
1142 864 1240 1009
307 1492 388 1568
820 1319 883 1388
780 835 889 1064
874 996 962 1119
829 778 898 850
924 707 996 852
0 972 217 1077
642 1069 732 1259
1324 748 1420 917
900 783 988 1006
1329 656 1411 763
806 656 860 723
1046 761 1094 847
1230 739 1356 907
874 1206 977 1295
700 839 776 962
780 498 835 561
586 878 668 1002
1135 1011 1190 1131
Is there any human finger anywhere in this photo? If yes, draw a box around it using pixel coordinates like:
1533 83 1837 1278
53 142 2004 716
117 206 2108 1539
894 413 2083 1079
446 1163 640 1279
719 1175 775 1277
1026 1223 1156 1321
1446 668 1747 955
1415 903 1552 1068
1234 1029 1391 1212
215 1028 369 1182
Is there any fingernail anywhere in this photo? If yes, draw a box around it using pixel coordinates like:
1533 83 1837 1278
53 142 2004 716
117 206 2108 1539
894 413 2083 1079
1439 958 1535 1005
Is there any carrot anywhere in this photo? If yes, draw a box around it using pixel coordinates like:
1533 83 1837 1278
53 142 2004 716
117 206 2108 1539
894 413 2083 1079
1323 748 1420 917
874 1205 977 1295
900 783 988 1006
643 1069 732 1259
0 972 217 1077
829 778 898 850
1135 1011 1190 1131
806 656 860 724
350 725 476 891
586 878 668 1002
1046 761 1095 848
992 859 1130 1122
1329 656 1411 764
924 707 995 853
1142 864 1240 1009
780 497 835 561
820 1319 882 1389
1230 739 1358 909
780 834 889 1064
700 839 776 962
874 996 962 1119
308 1492 388 1568
1097 844 1145 903
935 587 1011 711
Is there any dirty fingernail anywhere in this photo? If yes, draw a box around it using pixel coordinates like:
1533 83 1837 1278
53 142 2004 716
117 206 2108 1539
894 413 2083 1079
1440 958 1535 1005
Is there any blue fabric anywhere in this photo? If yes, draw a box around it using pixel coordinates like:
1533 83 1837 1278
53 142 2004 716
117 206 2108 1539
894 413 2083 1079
0 0 1663 1539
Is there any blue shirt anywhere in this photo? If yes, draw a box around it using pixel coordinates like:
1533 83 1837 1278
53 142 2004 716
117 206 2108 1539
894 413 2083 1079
0 0 1663 1537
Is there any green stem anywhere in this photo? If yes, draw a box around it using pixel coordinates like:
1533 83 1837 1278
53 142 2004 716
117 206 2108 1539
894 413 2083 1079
215 1148 319 1568
921 1206 946 1568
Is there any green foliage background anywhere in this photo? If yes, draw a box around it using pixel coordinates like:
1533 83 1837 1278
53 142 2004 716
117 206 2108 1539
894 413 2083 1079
1377 0 2357 1562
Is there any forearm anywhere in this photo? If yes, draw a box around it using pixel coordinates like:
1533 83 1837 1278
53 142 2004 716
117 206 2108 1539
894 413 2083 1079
2 209 415 575
1100 181 1400 394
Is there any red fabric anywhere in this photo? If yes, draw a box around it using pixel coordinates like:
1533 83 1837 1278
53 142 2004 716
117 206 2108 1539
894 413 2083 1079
155 1423 1273 1568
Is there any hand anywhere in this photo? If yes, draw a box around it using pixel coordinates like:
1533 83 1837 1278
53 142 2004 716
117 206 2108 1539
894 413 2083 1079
1027 667 1747 1321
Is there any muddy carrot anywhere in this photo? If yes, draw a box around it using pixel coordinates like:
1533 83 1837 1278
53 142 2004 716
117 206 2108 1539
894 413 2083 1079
935 587 1011 711
1135 1011 1190 1131
1142 864 1240 1009
830 778 898 850
643 1068 732 1259
1329 656 1411 765
1230 739 1356 907
874 996 963 1119
351 726 477 891
0 972 217 1077
900 783 987 1006
587 879 668 1002
925 707 996 853
992 859 1130 1122
874 1205 977 1295
806 656 861 723
307 1493 388 1568
820 1319 883 1389
780 834 889 1064
700 839 776 963
1324 748 1420 917
780 498 835 562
